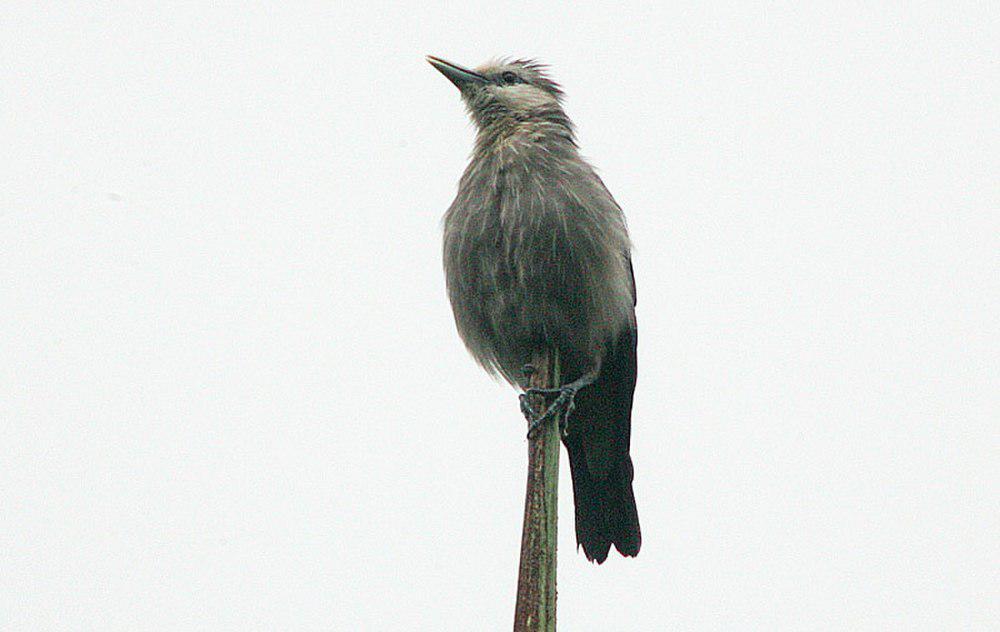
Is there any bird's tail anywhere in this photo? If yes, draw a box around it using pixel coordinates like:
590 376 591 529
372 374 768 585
566 443 641 563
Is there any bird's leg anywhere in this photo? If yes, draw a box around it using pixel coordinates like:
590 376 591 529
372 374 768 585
521 363 537 381
525 364 600 439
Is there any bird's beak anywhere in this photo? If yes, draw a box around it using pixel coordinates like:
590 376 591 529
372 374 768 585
426 55 487 89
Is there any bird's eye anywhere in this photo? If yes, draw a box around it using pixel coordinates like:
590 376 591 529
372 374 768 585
501 71 519 85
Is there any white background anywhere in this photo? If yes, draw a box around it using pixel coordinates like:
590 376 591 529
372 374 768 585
2 3 997 630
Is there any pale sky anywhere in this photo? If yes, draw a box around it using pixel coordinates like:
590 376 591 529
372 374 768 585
2 3 997 630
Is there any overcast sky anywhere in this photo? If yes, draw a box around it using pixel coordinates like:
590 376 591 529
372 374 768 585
2 3 997 630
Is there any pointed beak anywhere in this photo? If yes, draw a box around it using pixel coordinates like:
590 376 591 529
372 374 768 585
426 55 487 89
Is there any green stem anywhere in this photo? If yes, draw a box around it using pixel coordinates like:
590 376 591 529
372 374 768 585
514 350 559 631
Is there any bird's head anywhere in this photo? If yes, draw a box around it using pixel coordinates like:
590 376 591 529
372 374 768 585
427 56 572 138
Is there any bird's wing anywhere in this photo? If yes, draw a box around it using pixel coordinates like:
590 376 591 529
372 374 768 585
627 255 637 307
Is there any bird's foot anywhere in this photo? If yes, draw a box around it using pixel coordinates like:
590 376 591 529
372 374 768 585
519 392 538 422
524 385 577 439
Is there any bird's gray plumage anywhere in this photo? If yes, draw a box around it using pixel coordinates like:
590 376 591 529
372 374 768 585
430 56 640 563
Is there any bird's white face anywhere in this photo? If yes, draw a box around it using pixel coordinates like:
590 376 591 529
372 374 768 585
471 63 562 112
427 57 567 128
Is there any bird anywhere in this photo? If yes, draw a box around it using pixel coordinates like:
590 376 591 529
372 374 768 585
428 56 640 564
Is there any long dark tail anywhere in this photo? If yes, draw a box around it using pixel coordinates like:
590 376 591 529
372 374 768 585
563 325 640 563
565 441 640 563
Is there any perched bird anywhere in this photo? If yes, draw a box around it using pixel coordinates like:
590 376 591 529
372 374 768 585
428 56 640 563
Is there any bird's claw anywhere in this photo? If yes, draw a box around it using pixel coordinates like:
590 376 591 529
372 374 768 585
523 385 578 439
519 393 537 422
